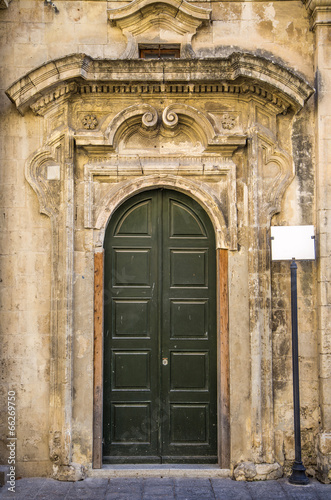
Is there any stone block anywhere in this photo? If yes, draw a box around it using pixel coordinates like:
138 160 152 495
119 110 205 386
320 377 331 408
255 463 283 480
319 329 331 352
233 462 283 481
319 433 331 455
80 1 106 24
321 404 331 430
320 353 331 379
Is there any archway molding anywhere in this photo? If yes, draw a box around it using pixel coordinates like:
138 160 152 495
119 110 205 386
94 174 230 250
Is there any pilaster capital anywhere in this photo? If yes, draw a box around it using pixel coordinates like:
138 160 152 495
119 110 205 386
303 0 331 30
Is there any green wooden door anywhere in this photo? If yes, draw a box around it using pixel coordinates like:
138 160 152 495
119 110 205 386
103 189 217 464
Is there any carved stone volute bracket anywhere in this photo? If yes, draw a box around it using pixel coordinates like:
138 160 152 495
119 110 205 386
26 133 66 219
262 144 294 219
25 129 74 219
104 104 159 147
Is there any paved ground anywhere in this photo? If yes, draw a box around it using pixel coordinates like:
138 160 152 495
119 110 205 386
0 477 330 500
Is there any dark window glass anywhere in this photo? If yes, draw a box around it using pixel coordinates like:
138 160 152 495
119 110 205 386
140 45 180 59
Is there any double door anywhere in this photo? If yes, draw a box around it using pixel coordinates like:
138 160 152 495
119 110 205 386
103 189 217 463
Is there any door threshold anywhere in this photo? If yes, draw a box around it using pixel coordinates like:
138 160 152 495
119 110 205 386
87 465 231 478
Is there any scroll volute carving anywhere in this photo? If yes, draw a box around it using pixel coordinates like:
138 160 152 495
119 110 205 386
26 149 61 219
262 143 294 217
25 133 69 219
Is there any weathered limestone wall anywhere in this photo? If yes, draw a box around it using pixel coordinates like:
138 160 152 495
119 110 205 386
0 1 314 76
271 101 318 475
311 0 331 481
0 0 327 481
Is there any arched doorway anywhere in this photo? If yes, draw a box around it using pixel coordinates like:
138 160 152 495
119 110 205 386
103 189 217 463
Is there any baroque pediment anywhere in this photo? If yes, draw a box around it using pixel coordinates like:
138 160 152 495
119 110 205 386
108 0 211 35
108 0 211 58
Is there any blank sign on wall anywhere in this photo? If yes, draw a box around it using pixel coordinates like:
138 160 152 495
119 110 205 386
271 226 315 261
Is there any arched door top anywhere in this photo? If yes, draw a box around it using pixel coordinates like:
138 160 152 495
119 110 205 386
94 175 233 250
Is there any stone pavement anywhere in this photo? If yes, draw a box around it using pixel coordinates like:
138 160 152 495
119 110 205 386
0 477 330 500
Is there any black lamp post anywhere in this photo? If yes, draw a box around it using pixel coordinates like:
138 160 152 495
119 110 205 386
270 226 315 486
288 259 309 485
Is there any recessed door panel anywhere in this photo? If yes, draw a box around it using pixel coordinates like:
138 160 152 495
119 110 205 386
103 190 217 464
113 249 151 287
112 351 150 390
112 403 151 443
170 300 208 339
114 201 152 236
170 201 207 237
170 250 208 287
170 404 209 444
170 352 208 391
113 300 150 338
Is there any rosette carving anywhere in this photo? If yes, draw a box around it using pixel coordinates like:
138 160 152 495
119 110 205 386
82 114 98 130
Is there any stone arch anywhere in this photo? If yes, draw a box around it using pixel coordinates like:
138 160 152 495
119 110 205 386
94 175 229 249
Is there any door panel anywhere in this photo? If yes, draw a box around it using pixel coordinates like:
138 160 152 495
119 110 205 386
103 189 217 464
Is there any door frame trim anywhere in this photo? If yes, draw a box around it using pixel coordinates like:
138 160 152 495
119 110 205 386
92 196 230 469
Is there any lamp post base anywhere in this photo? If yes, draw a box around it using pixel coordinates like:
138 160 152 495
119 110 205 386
289 461 310 485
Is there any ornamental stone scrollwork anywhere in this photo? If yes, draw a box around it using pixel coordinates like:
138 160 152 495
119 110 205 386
108 0 211 59
0 0 9 9
25 132 70 219
104 104 159 147
101 103 246 154
262 143 294 217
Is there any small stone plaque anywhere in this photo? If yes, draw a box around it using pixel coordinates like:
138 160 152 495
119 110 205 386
47 165 60 180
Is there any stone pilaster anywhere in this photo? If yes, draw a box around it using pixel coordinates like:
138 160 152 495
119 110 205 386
305 0 331 483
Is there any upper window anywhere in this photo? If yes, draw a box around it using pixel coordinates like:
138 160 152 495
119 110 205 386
139 44 180 59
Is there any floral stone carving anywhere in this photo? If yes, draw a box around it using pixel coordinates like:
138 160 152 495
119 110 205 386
82 114 98 130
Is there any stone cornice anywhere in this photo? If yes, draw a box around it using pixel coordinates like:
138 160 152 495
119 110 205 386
304 0 331 13
5 53 314 115
303 0 331 29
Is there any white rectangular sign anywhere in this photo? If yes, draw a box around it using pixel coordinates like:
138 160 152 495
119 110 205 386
271 225 315 261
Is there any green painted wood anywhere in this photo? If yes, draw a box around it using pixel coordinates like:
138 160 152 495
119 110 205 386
103 190 217 464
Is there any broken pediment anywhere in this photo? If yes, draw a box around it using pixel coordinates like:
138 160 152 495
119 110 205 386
101 103 246 155
107 0 211 58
